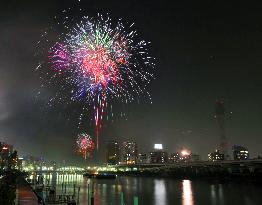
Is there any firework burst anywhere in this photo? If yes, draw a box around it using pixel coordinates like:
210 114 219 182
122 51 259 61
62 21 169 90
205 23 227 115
76 133 95 159
36 13 155 149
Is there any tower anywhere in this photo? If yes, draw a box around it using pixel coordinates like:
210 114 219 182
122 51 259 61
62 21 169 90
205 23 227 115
121 140 138 164
215 100 228 157
106 141 120 165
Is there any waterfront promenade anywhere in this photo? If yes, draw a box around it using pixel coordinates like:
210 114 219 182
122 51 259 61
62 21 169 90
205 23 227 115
17 177 39 205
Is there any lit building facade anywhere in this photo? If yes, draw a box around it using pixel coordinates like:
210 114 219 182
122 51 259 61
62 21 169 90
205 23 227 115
208 150 225 161
106 141 120 165
179 149 192 162
137 153 147 163
0 142 15 170
20 156 56 171
21 155 45 171
150 144 168 163
150 151 168 163
0 142 13 156
169 152 180 163
170 149 197 163
232 145 249 160
121 140 138 164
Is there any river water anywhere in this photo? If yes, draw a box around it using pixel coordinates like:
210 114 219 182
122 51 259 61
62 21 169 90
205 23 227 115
35 173 262 205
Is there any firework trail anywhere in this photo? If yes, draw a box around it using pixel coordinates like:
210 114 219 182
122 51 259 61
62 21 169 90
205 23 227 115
76 133 95 159
36 13 155 149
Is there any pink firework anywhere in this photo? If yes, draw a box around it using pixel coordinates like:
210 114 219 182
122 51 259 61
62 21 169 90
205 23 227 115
37 14 155 150
76 133 95 159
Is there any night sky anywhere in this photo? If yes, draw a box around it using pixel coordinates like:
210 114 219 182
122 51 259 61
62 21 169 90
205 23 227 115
1 0 262 164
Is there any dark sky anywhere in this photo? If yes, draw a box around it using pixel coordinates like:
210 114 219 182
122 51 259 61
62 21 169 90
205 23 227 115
1 0 262 164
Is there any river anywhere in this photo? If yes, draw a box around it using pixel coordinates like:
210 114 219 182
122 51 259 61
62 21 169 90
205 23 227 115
32 173 262 205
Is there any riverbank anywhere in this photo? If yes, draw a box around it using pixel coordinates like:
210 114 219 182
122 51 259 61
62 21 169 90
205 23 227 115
0 170 43 205
17 176 43 205
100 168 262 183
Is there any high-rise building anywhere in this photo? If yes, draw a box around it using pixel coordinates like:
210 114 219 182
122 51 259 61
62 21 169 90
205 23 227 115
169 149 196 163
208 150 224 161
150 151 168 163
121 140 138 164
169 152 180 163
149 144 168 163
0 142 13 155
106 141 120 165
191 154 200 161
232 145 249 160
215 100 228 158
0 142 14 170
138 153 147 163
179 149 192 162
22 155 43 170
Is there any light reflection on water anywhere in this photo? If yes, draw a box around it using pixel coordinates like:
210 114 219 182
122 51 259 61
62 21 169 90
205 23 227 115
182 180 195 205
210 183 225 205
210 184 217 205
154 179 166 205
30 173 262 205
218 184 224 205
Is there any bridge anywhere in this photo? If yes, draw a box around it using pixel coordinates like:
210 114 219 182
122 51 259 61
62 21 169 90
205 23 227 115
116 159 262 170
113 159 262 177
56 166 85 173
27 159 262 177
24 166 86 174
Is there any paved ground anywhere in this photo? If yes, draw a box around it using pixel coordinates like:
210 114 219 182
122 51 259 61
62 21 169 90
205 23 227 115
17 177 39 205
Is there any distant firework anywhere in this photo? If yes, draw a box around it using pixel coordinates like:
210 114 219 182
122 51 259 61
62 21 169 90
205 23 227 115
76 133 95 159
36 12 155 149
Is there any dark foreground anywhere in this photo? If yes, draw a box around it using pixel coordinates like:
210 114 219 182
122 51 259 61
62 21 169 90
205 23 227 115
0 170 40 205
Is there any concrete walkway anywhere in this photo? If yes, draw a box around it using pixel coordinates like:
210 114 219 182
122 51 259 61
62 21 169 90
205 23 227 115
17 177 39 205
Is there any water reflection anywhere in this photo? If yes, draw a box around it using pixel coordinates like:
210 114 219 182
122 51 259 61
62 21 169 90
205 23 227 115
218 184 224 205
28 173 262 205
210 184 224 205
182 180 195 205
154 179 166 205
210 184 217 205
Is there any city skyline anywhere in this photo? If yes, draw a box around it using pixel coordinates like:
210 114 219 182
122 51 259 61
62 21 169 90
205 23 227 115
1 0 262 163
0 135 253 166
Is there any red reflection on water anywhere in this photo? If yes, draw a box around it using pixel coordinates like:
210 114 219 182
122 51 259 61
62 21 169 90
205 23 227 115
182 180 195 205
82 178 88 205
94 183 100 205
